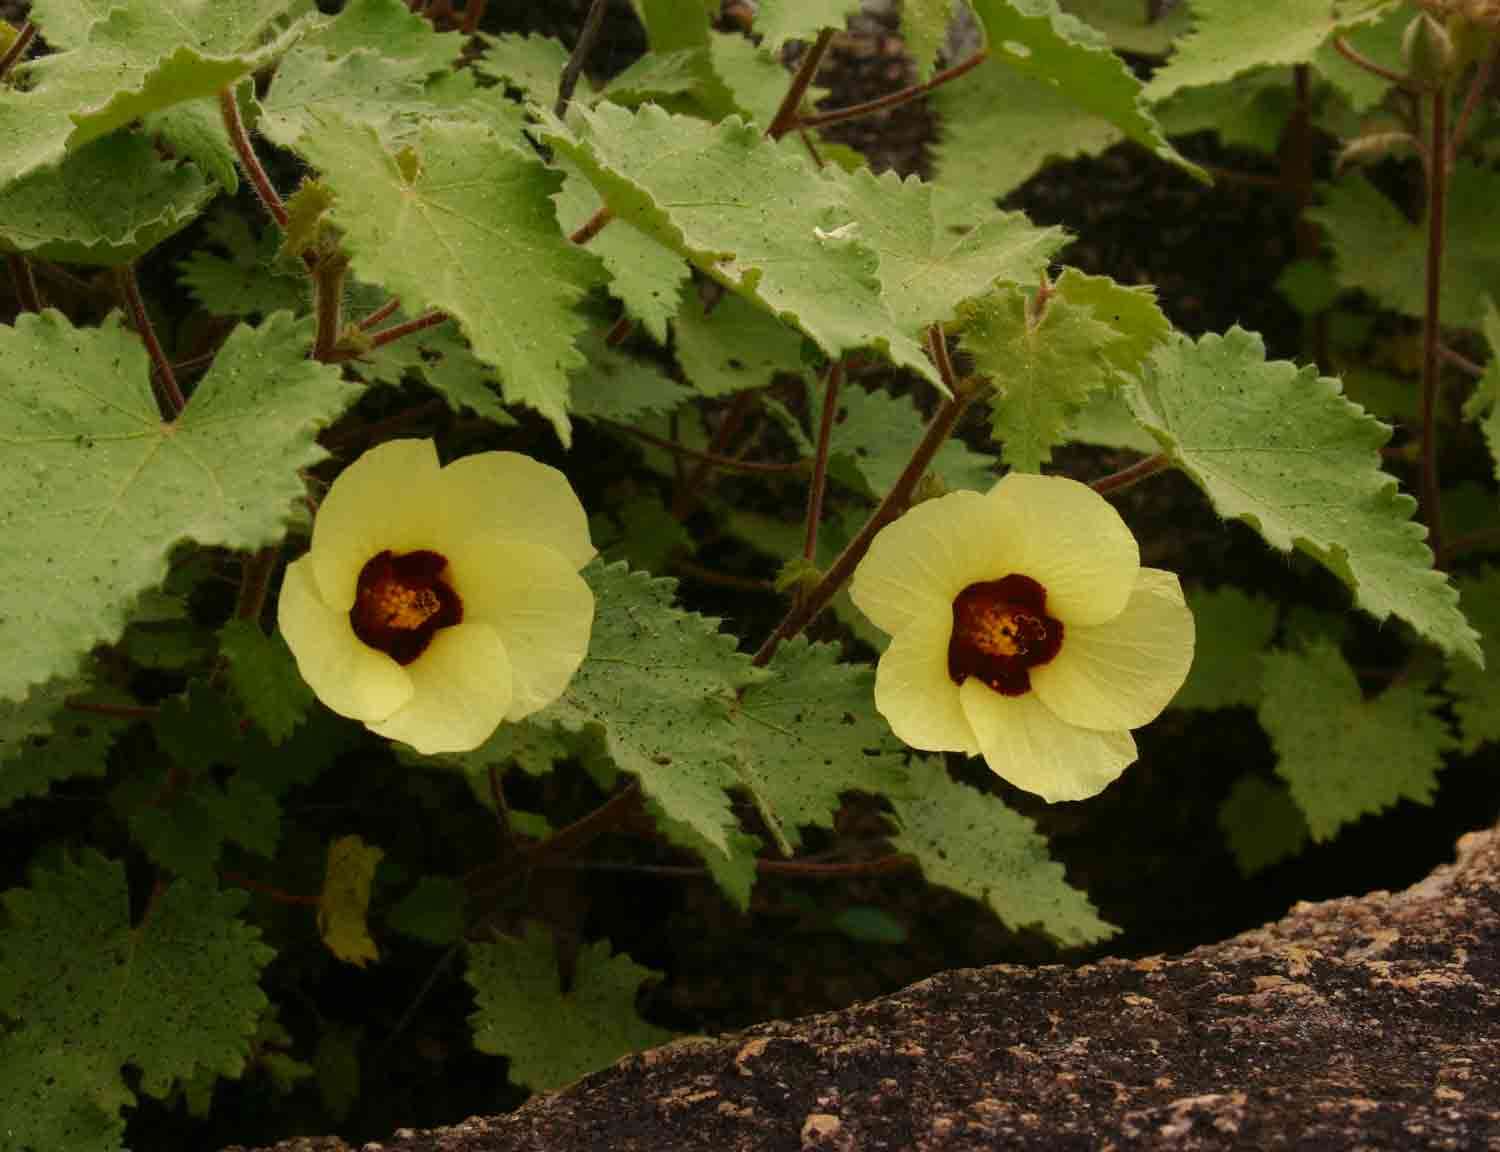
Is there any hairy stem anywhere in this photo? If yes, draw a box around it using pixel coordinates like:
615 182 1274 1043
1090 452 1172 496
115 265 186 420
767 28 835 141
6 253 41 312
1439 343 1484 378
555 0 609 117
1449 46 1498 165
219 87 288 228
358 295 402 331
363 309 448 351
671 390 759 519
1331 35 1409 88
66 698 159 719
1421 86 1449 567
235 547 281 623
569 205 613 245
800 51 987 130
312 257 348 362
612 421 808 475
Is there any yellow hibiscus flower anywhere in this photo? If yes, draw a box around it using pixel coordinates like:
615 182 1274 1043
278 439 595 754
849 473 1194 802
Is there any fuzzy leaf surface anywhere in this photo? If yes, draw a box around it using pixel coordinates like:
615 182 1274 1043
754 0 862 48
298 115 603 443
467 921 673 1091
1447 567 1500 753
969 0 1200 181
0 311 357 700
1219 774 1308 876
831 382 998 496
885 757 1116 946
1145 0 1397 101
673 289 809 397
1307 167 1500 332
961 286 1126 472
1061 0 1191 54
220 620 315 745
1259 640 1453 840
0 851 272 1149
0 677 129 809
1128 328 1480 664
542 104 940 388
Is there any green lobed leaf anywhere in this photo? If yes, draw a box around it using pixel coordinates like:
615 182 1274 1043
961 285 1127 472
467 921 674 1091
220 619 315 745
0 850 273 1149
705 29 802 125
901 0 960 81
969 0 1202 182
932 59 1122 229
27 0 115 49
1259 639 1454 841
1446 567 1500 753
0 132 213 264
629 0 718 52
1171 585 1278 710
673 288 809 397
1128 328 1481 665
537 562 760 862
602 48 709 105
1218 774 1309 876
1152 68 1295 155
146 96 241 193
885 756 1117 946
1306 166 1500 332
299 115 604 443
553 156 690 344
1061 0 1192 54
569 334 694 423
1063 388 1159 453
1313 5 1408 113
387 875 467 947
754 0 863 49
0 676 130 809
731 639 906 855
830 381 999 497
541 103 941 389
1144 0 1398 102
179 209 309 318
475 32 572 99
843 166 1068 338
1462 300 1500 484
596 494 694 573
0 311 358 701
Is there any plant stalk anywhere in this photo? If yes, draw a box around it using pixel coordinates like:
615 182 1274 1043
6 253 40 312
115 265 186 420
1421 86 1449 566
555 0 609 118
802 361 844 567
1090 452 1172 496
799 51 987 130
0 19 34 81
767 28 836 141
219 87 289 228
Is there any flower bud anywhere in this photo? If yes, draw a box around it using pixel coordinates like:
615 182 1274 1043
1403 12 1457 89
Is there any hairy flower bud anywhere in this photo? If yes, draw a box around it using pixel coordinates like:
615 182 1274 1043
1403 12 1457 89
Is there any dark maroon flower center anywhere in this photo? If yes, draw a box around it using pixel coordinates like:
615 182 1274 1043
349 550 462 666
948 574 1063 697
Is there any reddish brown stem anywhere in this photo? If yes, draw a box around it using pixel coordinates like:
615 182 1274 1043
570 206 613 245
367 309 448 350
235 547 280 623
313 257 347 362
605 313 634 346
1449 47 1498 165
461 0 487 34
6 253 40 312
222 872 321 906
1331 35 1409 89
672 390 760 519
359 296 402 332
803 362 843 566
1420 87 1449 567
1090 452 1172 496
800 51 987 130
66 699 158 719
1439 344 1484 378
219 87 288 228
115 265 186 420
555 0 608 118
752 387 975 667
0 20 35 81
613 421 808 475
767 28 835 141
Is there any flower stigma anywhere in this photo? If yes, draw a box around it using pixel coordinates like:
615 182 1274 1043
350 549 463 666
948 573 1063 696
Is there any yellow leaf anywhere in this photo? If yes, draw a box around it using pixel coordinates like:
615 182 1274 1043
317 834 384 967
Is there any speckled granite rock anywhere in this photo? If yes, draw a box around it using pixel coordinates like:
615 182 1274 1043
229 822 1500 1152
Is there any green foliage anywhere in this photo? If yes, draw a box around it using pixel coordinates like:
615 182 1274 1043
1172 586 1279 710
220 620 315 745
1447 567 1500 753
674 289 808 396
387 875 466 947
318 834 384 968
1062 0 1191 54
0 311 357 701
961 285 1126 472
542 103 941 388
179 210 308 318
0 851 272 1151
884 757 1117 947
1219 774 1309 876
0 133 213 265
1307 165 1500 331
754 0 862 49
467 921 674 1091
299 115 603 443
1259 640 1454 840
0 676 130 809
1129 328 1481 665
1462 299 1500 482
830 381 998 497
968 0 1202 183
1144 0 1397 101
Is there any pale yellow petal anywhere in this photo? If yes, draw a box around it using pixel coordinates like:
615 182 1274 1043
277 556 413 723
985 473 1139 627
434 452 595 569
1031 568 1196 732
443 537 594 721
958 679 1136 802
311 439 446 611
873 613 979 755
369 620 514 754
850 490 1026 637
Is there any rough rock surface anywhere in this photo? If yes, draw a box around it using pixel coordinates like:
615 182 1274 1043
230 822 1500 1152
